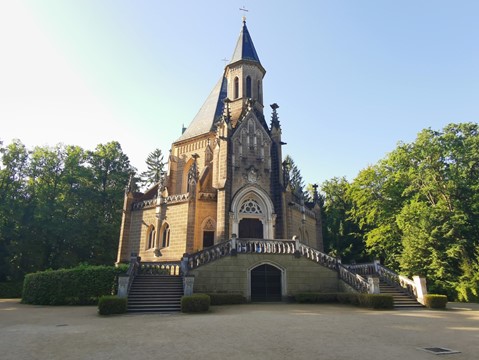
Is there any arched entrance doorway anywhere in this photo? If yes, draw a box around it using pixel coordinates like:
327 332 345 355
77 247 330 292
239 218 263 238
250 264 282 302
231 186 276 239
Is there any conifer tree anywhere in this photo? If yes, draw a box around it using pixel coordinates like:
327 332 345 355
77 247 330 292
141 148 166 189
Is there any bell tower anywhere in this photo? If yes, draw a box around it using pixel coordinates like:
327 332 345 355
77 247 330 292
225 18 266 126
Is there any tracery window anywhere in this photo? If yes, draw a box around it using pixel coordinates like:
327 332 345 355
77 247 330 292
239 198 263 214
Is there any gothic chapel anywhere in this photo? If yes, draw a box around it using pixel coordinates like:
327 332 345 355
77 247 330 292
116 19 323 265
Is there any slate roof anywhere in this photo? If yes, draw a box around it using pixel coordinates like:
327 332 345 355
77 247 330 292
175 76 227 142
175 21 261 143
230 21 261 65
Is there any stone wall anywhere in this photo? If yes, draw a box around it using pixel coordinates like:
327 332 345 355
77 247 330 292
189 253 339 300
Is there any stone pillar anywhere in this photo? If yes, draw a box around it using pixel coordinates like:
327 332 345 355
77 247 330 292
373 259 381 273
180 254 189 276
293 235 301 258
231 234 237 256
117 275 129 298
183 275 195 296
368 277 380 294
413 276 428 305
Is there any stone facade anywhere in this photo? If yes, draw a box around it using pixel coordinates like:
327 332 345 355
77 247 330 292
189 254 339 300
116 20 323 265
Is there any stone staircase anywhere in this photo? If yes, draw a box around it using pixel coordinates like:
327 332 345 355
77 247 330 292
379 279 423 309
128 274 183 313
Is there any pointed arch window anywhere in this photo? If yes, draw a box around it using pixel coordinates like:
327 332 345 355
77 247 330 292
246 76 252 98
146 225 156 250
202 218 216 248
257 80 262 103
234 77 239 99
161 223 170 248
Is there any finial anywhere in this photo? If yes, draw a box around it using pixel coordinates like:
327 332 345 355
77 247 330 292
239 6 248 23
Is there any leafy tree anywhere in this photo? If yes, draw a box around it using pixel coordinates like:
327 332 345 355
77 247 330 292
0 140 134 281
0 140 30 280
320 177 365 262
140 148 166 189
348 122 479 298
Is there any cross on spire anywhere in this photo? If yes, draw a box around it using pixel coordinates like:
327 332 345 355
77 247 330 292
239 6 248 22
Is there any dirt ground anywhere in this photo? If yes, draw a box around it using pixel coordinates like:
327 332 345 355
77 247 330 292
0 299 478 360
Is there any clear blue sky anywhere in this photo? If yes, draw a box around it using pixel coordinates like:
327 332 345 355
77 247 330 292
1 1 478 186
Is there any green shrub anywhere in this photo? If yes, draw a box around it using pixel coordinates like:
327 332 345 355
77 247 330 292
0 282 24 298
22 265 127 305
295 293 338 303
181 294 211 313
337 293 360 305
207 293 246 305
98 295 127 315
359 294 394 309
424 294 448 309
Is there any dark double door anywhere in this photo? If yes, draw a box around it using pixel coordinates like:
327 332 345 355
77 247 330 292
239 218 263 239
251 264 282 302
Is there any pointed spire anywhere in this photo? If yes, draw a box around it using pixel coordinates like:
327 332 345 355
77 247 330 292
229 19 261 65
270 103 280 129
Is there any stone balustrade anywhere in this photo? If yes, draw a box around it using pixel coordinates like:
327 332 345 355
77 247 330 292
338 264 370 293
117 253 140 298
140 261 181 275
236 238 296 254
344 262 377 276
297 244 338 271
187 241 232 270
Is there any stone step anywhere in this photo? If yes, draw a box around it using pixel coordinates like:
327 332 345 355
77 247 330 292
128 298 181 307
378 280 423 309
127 306 181 313
127 274 184 313
128 292 183 299
130 286 183 290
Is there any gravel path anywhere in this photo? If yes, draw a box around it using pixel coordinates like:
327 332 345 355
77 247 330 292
1 299 478 360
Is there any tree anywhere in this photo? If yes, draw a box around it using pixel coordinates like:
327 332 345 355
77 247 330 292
140 148 166 189
348 122 479 298
283 155 306 199
0 140 134 281
0 140 29 280
320 177 365 262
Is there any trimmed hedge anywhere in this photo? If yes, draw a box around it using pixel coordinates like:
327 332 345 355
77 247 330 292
98 295 127 315
22 264 127 305
424 294 448 309
359 294 394 309
181 294 211 313
295 293 339 303
294 292 393 309
207 293 246 305
0 282 23 298
336 293 360 306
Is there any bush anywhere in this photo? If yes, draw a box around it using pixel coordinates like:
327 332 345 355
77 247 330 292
358 294 394 309
424 294 448 309
336 293 360 305
98 295 127 315
0 282 23 298
22 265 127 305
181 294 210 313
295 293 338 303
207 293 246 305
